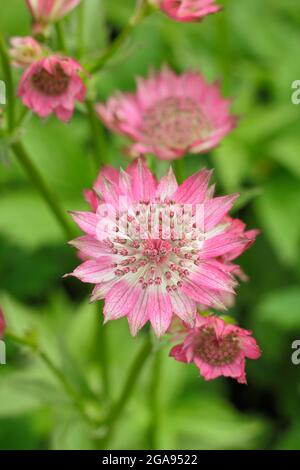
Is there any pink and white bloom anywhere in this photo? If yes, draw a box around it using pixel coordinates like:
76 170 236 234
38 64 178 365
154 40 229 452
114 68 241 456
97 67 237 160
9 36 43 68
0 309 6 338
170 315 261 383
67 158 257 337
18 55 86 122
26 0 81 33
158 0 221 23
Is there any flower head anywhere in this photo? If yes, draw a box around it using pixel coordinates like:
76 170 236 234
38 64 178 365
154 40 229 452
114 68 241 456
26 0 81 33
97 67 236 160
67 158 257 337
0 309 6 338
9 36 43 68
170 315 261 383
158 0 221 23
18 55 86 122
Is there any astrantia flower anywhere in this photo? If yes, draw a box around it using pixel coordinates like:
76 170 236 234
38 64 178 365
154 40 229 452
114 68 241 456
26 0 82 33
9 36 43 68
18 55 86 122
0 309 6 338
96 67 236 160
170 315 261 383
67 158 257 337
158 0 221 23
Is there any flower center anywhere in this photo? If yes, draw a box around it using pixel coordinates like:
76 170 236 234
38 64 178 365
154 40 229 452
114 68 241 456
194 327 241 366
103 201 202 292
32 64 70 96
142 239 172 264
141 97 207 149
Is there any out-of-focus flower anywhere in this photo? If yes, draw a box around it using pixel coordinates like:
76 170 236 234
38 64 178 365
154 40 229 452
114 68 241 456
9 36 43 68
153 0 221 23
67 158 256 337
96 67 236 160
26 0 82 34
0 309 6 338
170 314 261 383
18 55 86 122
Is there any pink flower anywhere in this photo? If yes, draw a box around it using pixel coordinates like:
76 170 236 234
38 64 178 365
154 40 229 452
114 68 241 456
0 309 6 338
158 0 221 23
9 36 43 68
96 67 236 160
26 0 81 33
67 158 257 337
204 216 259 309
18 55 86 122
170 315 261 383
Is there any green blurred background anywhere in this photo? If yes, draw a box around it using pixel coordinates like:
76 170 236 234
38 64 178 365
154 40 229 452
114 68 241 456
1 0 300 450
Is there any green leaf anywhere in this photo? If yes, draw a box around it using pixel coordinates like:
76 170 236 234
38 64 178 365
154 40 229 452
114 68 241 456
51 412 94 450
161 394 269 450
268 136 300 180
255 173 300 267
212 138 251 192
256 287 300 331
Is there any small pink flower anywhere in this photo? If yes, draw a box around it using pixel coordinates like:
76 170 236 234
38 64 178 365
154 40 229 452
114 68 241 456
170 315 261 383
67 159 257 337
0 309 6 338
9 36 43 68
18 55 86 122
157 0 221 23
97 67 236 160
26 0 82 33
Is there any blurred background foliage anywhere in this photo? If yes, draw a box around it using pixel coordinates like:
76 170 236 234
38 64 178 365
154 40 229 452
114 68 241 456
0 0 300 450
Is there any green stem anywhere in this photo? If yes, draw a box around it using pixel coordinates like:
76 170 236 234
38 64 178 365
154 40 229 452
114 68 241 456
86 99 107 168
173 158 185 184
0 34 15 132
6 331 93 425
77 2 85 58
11 141 75 239
147 347 162 449
96 301 110 399
102 337 152 446
55 22 67 53
86 0 150 74
217 3 231 94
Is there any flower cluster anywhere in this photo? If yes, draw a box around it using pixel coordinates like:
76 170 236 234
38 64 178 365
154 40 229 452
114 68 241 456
18 55 86 122
158 0 221 23
26 0 82 34
4 0 261 385
170 315 260 383
97 67 237 160
68 158 260 381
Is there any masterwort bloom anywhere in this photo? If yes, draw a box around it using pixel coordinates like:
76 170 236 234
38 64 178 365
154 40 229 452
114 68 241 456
0 309 6 338
26 0 82 34
97 67 236 160
18 55 86 122
170 315 261 383
157 0 221 23
67 158 257 337
9 36 43 68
